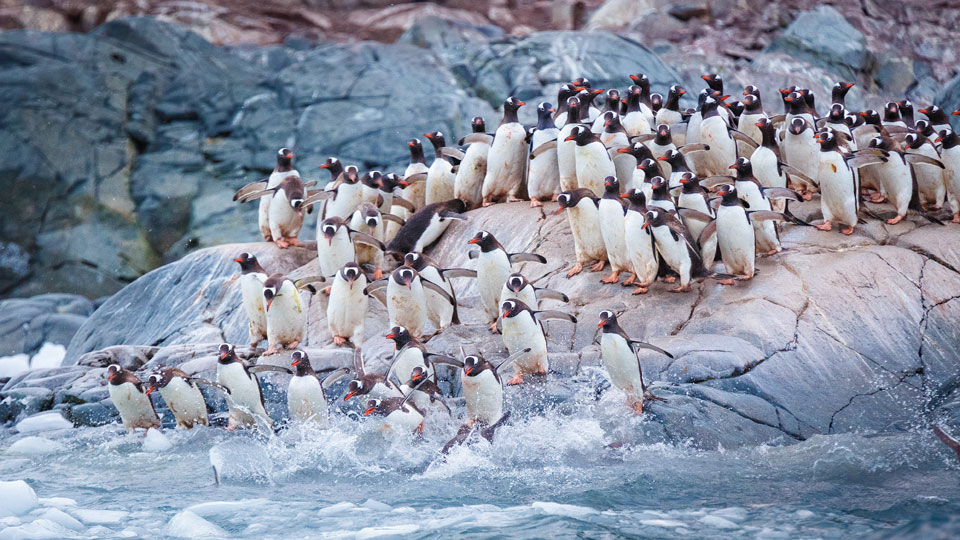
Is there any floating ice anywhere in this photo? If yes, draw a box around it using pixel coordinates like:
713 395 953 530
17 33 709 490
185 499 270 517
0 354 29 379
699 515 740 529
356 524 419 539
30 508 83 531
6 437 66 456
37 498 77 509
316 502 358 516
69 508 128 525
142 429 172 453
30 344 66 370
0 480 39 517
361 499 392 512
166 510 228 538
532 501 597 519
15 413 72 434
0 518 72 540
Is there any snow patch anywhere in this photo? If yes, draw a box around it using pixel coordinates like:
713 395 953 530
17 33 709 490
0 354 29 379
166 510 228 538
15 413 72 434
0 480 39 517
30 344 66 370
6 437 66 456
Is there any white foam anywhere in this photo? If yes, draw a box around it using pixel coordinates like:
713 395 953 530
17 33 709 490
795 509 815 519
0 480 39 517
639 519 687 528
185 499 269 517
69 508 128 525
699 515 740 529
166 510 228 538
6 437 66 456
0 518 71 540
532 501 597 519
0 354 29 379
30 344 66 370
356 524 419 539
15 413 72 434
30 508 83 531
141 429 172 453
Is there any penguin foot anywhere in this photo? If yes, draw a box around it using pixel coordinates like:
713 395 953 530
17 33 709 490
622 273 636 286
529 199 543 208
373 268 383 280
600 271 620 284
287 340 300 349
668 285 692 293
887 215 904 225
717 278 736 286
590 260 606 273
631 286 648 295
506 374 524 385
800 191 813 201
322 286 332 295
953 214 960 224
488 321 499 333
662 275 677 283
264 346 280 355
276 238 290 249
869 192 886 203
507 195 523 203
566 263 584 277
286 237 305 247
840 226 855 235
333 336 348 346
765 248 781 256
417 421 425 435
263 235 273 242
481 197 494 207
815 221 832 232
628 399 644 415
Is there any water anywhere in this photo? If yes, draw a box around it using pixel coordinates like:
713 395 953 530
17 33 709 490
3 381 960 539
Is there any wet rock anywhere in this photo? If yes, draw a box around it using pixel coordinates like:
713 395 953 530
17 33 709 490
0 294 93 357
68 401 118 427
765 6 869 81
0 388 54 419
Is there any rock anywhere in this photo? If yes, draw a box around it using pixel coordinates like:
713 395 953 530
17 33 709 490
874 57 915 94
68 402 118 427
0 388 54 419
0 294 93 357
585 0 662 31
935 72 960 132
765 6 869 81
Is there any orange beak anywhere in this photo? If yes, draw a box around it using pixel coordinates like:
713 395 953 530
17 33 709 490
344 392 356 401
516 101 526 106
291 360 298 367
363 407 375 416
641 222 649 230
919 108 930 114
718 190 729 196
556 207 565 214
408 141 416 147
953 111 960 116
564 135 576 142
845 83 854 88
597 320 604 328
549 108 555 113
701 75 710 81
146 385 155 395
729 163 738 169
935 136 944 143
233 257 243 263
743 91 750 96
720 95 730 101
464 367 475 376
620 193 629 199
467 237 479 244
266 298 273 312
617 148 631 154
319 163 330 169
755 121 764 128
502 310 509 319
679 90 686 95
859 111 868 117
108 372 117 382
785 96 792 102
657 156 668 161
680 176 690 184
386 332 396 339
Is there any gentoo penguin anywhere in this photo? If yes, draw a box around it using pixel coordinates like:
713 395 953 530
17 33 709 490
900 100 916 129
781 95 821 197
403 252 474 330
499 272 568 312
642 207 709 292
597 176 631 283
343 348 404 403
621 190 659 294
233 148 298 241
592 89 621 134
366 265 455 339
327 262 368 346
654 85 686 135
601 112 632 154
644 124 679 176
867 136 944 224
482 96 528 206
215 344 273 430
625 75 655 133
363 394 426 435
358 170 383 206
287 351 350 425
650 92 663 115
737 93 766 157
919 105 953 134
698 96 750 178
568 125 615 196
636 158 664 199
622 85 653 139
528 102 561 207
455 117 493 208
903 132 946 209
576 86 604 122
852 110 889 202
831 81 855 109
146 368 210 429
385 326 436 385
235 174 309 249
597 310 672 414
424 131 457 205
263 274 308 354
376 172 414 228
499 299 576 385
557 188 608 276
728 158 804 255
557 96 585 191
647 175 677 213
713 184 785 282
936 129 960 222
813 130 883 234
552 83 582 128
675 172 714 246
401 138 429 210
106 364 161 432
316 216 385 278
398 366 452 417
349 202 393 280
882 101 906 128
385 199 467 256
321 164 364 221
657 148 695 190
234 252 268 348
467 230 546 332
616 141 655 193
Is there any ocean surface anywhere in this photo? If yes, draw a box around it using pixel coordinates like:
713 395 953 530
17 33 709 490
2 375 959 539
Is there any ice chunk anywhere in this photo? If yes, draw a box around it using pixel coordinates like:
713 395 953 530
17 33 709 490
69 508 128 525
639 519 687 528
361 499 392 512
142 429 172 453
316 502 358 516
699 515 739 529
0 354 29 379
15 413 72 434
0 518 71 540
166 510 227 538
30 508 83 531
185 499 269 517
532 501 597 519
0 480 39 517
0 518 20 527
6 437 66 456
356 524 419 539
37 498 77 508
30 344 66 370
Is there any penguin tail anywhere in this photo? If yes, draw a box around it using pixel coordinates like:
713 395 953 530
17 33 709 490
782 201 812 226
919 209 945 226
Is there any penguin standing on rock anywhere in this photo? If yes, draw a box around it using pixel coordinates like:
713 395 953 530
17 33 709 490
233 148 298 242
557 188 608 277
936 129 960 223
642 207 710 292
287 351 350 426
597 176 631 284
621 190 659 294
326 262 369 346
499 272 568 312
866 136 944 225
234 253 268 349
107 364 161 432
403 252 474 331
557 96 585 192
234 174 312 249
365 266 456 339
467 230 546 332
597 310 672 414
424 131 458 205
145 368 212 429
569 125 616 197
482 97 528 206
813 131 885 234
316 216 385 279
455 117 493 208
499 299 576 385
528 102 561 206
262 274 310 354
713 184 787 283
349 202 396 281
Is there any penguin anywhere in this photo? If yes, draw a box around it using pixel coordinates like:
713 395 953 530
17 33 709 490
936 129 960 223
882 101 906 129
106 364 161 432
781 94 821 197
557 96 585 192
624 77 655 135
713 184 786 282
852 110 889 202
644 124 679 177
424 131 458 205
321 164 364 221
454 117 493 209
698 96 751 178
384 326 437 385
647 176 677 213
728 158 804 255
403 252 474 330
482 96 529 206
621 189 659 294
358 170 383 206
654 85 686 135
145 368 210 429
366 266 455 339
401 138 429 210
601 112 632 157
528 102 561 207
349 202 394 280
568 125 615 197
316 216 385 278
592 89 621 134
597 176 631 284
363 394 426 435
657 148 694 190
831 81 855 110
384 199 467 257
552 83 582 127
615 141 655 193
899 100 915 129
499 299 576 385
233 252 268 348
376 172 415 231
287 351 350 426
343 347 404 403
215 344 273 430
262 274 308 354
467 230 546 332
597 310 672 414
397 366 453 417
867 136 944 224
919 105 953 134
635 157 664 200
675 172 714 246
576 87 604 122
556 188 607 277
233 148 298 242
234 174 312 249
327 262 369 346
813 130 885 234
903 132 946 209
737 93 766 157
499 272 568 312
642 207 710 292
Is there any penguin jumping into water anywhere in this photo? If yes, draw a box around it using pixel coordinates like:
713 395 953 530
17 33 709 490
107 364 161 433
145 368 214 429
597 310 672 414
403 252 475 331
499 299 576 385
263 274 311 355
215 344 273 430
343 347 404 404
288 351 350 426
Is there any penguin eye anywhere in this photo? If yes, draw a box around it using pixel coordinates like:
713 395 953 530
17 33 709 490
349 380 361 391
600 310 613 319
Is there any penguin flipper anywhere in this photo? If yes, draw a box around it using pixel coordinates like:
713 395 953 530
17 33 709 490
424 353 464 369
247 365 294 375
781 201 813 226
746 210 787 223
186 378 231 394
459 133 494 146
846 155 887 169
533 287 569 303
678 208 714 224
768 114 787 126
303 180 318 189
381 213 406 225
441 423 475 454
629 134 656 144
479 411 511 443
778 164 819 187
697 220 717 248
729 129 759 149
760 187 804 201
440 146 466 160
391 197 416 212
534 310 577 324
468 250 479 260
905 153 945 169
236 188 276 203
507 253 547 264
294 275 327 290
302 190 335 209
531 140 558 159
320 367 351 389
440 268 477 279
677 143 710 154
439 210 468 221
701 175 735 189
421 280 456 306
629 340 674 358
401 172 428 186
350 231 386 251
494 347 533 373
233 179 268 201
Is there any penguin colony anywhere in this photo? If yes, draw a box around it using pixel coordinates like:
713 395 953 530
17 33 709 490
106 73 960 448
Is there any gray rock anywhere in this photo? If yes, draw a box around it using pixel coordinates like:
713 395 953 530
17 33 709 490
69 401 118 427
935 72 960 132
0 387 54 419
0 294 93 357
765 6 869 81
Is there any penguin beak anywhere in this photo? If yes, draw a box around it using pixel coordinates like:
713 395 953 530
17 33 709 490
363 407 375 416
146 385 155 395
919 108 930 114
343 392 357 402
859 111 868 117
657 156 668 161
564 135 576 142
679 90 686 95
555 207 565 214
266 298 273 311
755 121 763 128
549 108 555 113
619 193 629 199
953 111 960 116
718 189 729 196
291 360 298 367
386 332 396 340
680 177 689 184
501 310 509 319
743 91 750 96
728 164 738 169
720 95 730 101
617 148 631 153
845 82 854 88
516 101 526 106
319 163 330 169
233 257 243 263
108 372 117 382
641 222 650 230
597 320 604 328
467 238 479 244
784 96 792 103
219 352 229 361
935 136 944 143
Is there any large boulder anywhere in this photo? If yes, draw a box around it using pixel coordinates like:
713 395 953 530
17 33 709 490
765 6 869 81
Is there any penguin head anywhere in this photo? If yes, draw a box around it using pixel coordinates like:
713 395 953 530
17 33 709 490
867 136 890 152
563 125 586 143
903 133 922 150
360 171 382 189
340 263 362 287
603 176 620 194
408 366 428 387
701 73 722 91
572 77 591 89
833 81 854 97
628 73 649 88
290 350 313 376
621 189 648 209
463 355 485 377
637 158 661 179
506 273 527 293
617 142 653 162
642 208 662 229
262 275 284 311
403 252 425 270
385 326 410 347
602 110 619 129
656 149 682 167
379 173 400 192
467 230 499 252
814 130 838 151
232 252 264 274
537 102 555 118
742 94 761 113
321 218 341 244
217 344 237 364
344 379 367 402
471 116 486 133
393 267 417 289
715 184 739 203
919 105 944 122
604 89 621 108
360 205 380 228
424 131 445 150
729 157 752 177
915 120 934 137
743 85 760 97
883 101 901 122
597 309 618 330
787 117 808 136
363 399 383 416
556 192 572 211
679 172 701 192
145 373 162 395
650 176 669 194
859 109 881 126
106 363 123 383
277 148 294 167
650 93 663 112
504 96 526 111
407 139 425 162
500 299 528 320
936 129 958 148
899 100 913 116
783 92 806 115
827 103 845 122
318 157 340 176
